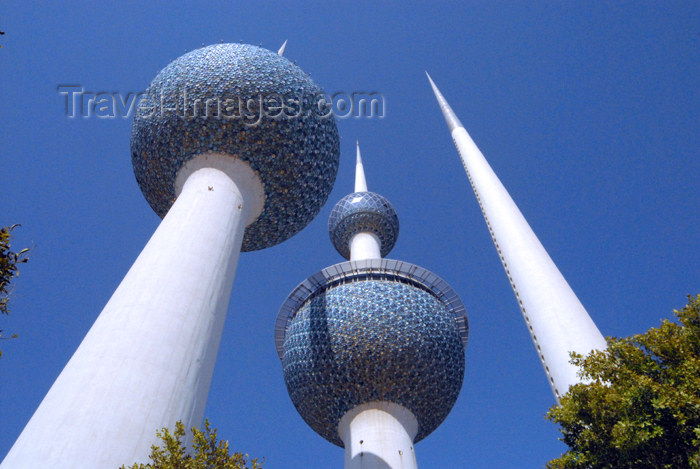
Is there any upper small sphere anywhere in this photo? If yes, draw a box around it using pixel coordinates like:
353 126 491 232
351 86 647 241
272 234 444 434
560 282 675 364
131 43 340 251
328 191 399 259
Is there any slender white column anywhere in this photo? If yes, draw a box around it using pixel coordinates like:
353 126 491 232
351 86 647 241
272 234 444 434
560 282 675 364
339 401 419 469
1 153 264 469
350 232 381 261
427 75 606 400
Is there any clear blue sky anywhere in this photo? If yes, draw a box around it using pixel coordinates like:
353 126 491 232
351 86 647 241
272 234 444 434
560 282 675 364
1 2 698 467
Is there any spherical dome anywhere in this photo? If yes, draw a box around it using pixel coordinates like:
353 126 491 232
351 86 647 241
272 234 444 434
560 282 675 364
131 43 340 251
328 191 399 259
282 278 465 446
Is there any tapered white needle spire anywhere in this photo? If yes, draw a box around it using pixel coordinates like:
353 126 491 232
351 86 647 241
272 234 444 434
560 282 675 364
426 72 463 132
354 140 368 192
427 73 606 401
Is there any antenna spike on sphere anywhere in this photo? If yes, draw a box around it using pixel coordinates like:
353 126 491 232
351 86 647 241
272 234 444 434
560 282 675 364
354 140 368 192
278 39 288 56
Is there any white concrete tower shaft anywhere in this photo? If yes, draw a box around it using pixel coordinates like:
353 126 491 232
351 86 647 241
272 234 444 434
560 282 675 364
427 74 606 400
339 401 419 469
349 141 382 261
1 153 264 469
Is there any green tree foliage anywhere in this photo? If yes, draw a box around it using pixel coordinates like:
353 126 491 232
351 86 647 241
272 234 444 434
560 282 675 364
0 224 29 355
121 420 263 469
547 294 700 469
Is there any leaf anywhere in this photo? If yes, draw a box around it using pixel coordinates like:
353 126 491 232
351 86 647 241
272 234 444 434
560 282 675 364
547 295 700 468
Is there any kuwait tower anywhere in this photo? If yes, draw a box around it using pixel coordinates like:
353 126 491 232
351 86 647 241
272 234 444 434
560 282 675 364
426 74 606 401
276 143 468 469
2 43 339 468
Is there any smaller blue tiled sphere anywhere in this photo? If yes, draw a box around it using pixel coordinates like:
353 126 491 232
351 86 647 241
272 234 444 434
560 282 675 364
328 192 399 259
131 43 340 251
282 277 465 446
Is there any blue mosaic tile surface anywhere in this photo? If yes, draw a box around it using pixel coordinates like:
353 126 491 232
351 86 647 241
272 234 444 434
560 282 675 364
282 279 465 446
131 43 340 251
328 192 399 259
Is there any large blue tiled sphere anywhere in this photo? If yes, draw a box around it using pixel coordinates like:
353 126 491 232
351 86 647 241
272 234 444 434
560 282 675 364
131 43 340 251
328 192 399 259
282 279 465 446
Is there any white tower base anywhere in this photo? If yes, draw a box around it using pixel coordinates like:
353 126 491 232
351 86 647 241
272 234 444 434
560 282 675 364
339 401 419 469
1 153 263 469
